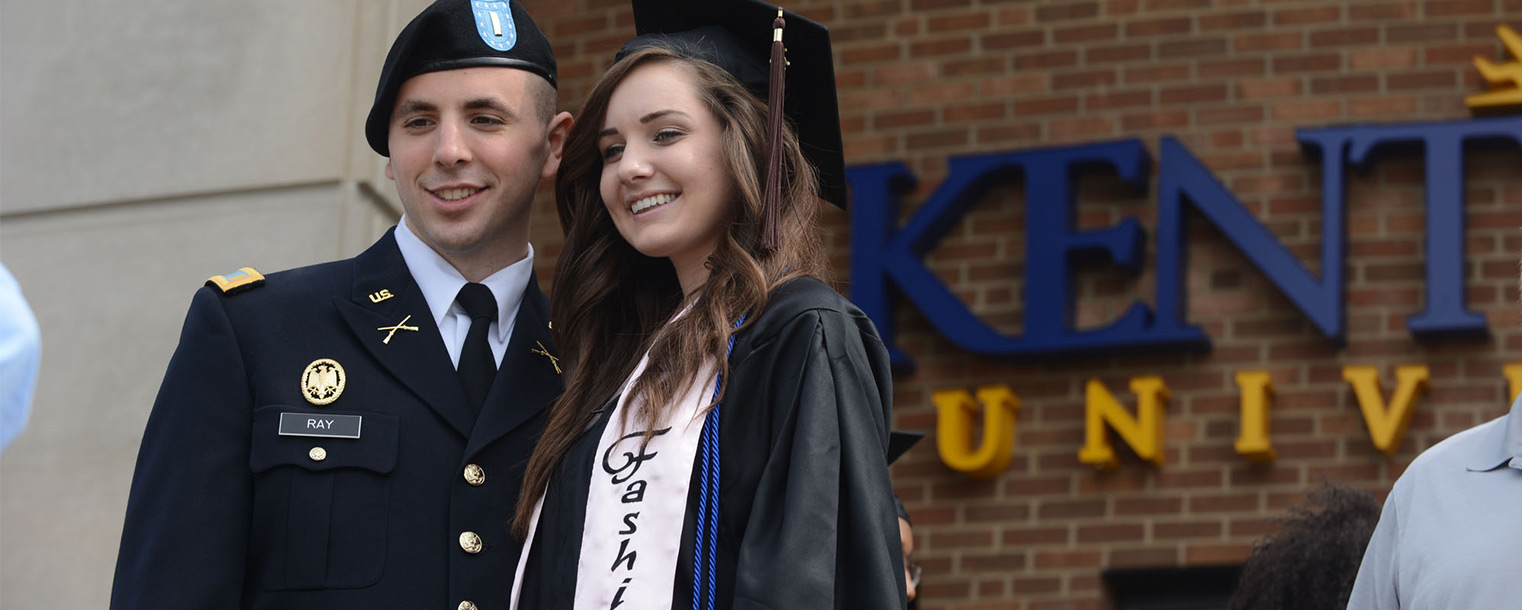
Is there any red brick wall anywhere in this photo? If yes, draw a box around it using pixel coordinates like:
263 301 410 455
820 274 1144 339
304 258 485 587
520 1 1522 608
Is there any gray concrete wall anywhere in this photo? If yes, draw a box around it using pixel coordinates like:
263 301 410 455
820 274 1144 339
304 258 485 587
0 0 429 606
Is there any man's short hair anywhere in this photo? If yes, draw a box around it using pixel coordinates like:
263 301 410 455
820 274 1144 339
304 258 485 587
529 76 559 125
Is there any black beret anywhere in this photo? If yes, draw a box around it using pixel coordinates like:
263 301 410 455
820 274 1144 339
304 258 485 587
366 0 557 157
618 0 848 209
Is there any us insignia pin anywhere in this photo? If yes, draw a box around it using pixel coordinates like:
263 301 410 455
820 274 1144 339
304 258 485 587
301 358 346 406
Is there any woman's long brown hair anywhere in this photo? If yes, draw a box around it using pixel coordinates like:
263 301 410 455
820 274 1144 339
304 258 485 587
512 46 827 538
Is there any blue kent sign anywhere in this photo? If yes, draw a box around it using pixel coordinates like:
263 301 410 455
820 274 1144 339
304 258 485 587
846 116 1522 371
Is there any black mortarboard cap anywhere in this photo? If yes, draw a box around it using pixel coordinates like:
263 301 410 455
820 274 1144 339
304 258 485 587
617 0 848 210
889 430 923 524
888 430 925 465
366 0 557 157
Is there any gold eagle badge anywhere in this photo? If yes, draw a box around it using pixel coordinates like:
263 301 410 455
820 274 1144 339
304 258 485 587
301 358 346 406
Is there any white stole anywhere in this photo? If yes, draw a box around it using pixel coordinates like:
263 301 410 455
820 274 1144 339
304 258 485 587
510 349 715 610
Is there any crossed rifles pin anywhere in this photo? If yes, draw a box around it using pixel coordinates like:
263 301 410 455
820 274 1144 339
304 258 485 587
376 315 560 374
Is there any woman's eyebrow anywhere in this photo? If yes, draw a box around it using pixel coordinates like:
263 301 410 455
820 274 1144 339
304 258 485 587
598 109 692 138
640 109 688 123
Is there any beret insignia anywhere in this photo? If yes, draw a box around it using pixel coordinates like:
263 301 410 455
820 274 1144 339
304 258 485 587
472 1 518 51
206 267 265 295
364 0 557 156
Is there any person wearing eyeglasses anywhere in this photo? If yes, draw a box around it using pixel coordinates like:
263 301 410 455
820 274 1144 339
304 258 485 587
887 431 925 607
898 499 921 607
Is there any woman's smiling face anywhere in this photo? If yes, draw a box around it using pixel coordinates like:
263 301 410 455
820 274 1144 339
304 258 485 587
598 61 735 290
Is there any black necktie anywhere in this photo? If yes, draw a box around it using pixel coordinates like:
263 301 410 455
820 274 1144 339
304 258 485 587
455 282 498 414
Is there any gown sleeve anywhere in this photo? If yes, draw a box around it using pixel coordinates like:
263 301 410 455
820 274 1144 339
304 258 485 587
729 308 907 610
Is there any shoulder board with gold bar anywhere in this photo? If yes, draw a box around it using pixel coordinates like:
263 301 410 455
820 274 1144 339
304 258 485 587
206 267 266 295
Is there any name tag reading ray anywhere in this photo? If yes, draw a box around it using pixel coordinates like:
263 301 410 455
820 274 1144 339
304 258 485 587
278 413 363 439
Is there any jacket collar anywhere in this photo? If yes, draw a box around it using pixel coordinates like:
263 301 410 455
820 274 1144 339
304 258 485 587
332 229 562 445
393 217 534 347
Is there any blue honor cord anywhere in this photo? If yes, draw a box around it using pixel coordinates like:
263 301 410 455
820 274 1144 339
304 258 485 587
693 313 747 610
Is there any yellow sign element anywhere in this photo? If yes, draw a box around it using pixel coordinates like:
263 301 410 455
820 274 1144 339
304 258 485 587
301 358 346 406
368 289 395 303
1234 371 1276 462
1505 363 1522 404
1344 365 1430 456
1467 25 1522 113
1078 377 1170 470
377 314 420 345
205 267 265 294
933 385 1019 479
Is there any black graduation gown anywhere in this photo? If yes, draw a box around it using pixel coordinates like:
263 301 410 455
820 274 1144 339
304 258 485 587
517 277 907 610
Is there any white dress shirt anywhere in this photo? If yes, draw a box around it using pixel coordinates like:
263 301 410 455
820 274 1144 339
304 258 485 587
393 218 533 368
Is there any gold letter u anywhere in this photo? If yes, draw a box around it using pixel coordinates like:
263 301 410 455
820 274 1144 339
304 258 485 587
933 386 1019 479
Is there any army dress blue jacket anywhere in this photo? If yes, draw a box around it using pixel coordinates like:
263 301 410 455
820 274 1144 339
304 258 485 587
112 229 561 610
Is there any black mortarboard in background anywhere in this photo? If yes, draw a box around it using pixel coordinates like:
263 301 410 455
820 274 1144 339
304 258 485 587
889 430 923 523
616 0 848 212
365 0 558 157
888 430 925 465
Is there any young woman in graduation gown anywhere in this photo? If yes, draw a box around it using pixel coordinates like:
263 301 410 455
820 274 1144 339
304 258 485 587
508 3 906 609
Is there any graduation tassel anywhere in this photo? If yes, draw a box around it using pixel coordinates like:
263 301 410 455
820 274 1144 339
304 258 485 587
761 9 787 252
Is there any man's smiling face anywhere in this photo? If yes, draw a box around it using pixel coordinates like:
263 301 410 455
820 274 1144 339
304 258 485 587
385 67 563 275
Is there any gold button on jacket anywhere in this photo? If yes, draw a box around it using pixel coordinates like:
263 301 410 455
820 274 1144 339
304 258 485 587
458 531 482 554
308 447 327 462
457 601 477 610
463 464 485 486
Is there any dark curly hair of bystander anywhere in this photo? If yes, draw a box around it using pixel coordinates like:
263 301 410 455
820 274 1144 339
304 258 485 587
1227 483 1382 610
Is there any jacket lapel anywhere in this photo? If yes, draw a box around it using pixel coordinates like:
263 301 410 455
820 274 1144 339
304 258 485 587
464 272 563 458
334 230 475 438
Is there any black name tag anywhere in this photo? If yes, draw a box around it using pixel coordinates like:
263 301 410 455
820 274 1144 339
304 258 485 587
278 413 362 439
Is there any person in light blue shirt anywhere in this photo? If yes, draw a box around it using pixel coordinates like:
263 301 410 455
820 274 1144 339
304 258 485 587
1345 391 1522 610
0 261 41 452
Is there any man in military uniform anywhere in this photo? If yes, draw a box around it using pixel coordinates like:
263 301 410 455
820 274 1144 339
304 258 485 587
111 2 570 608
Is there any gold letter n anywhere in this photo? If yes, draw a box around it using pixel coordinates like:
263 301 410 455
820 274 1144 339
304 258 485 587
1078 377 1170 471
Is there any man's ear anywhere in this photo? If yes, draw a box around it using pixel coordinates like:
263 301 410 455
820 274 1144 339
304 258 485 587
540 111 574 180
384 159 395 182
